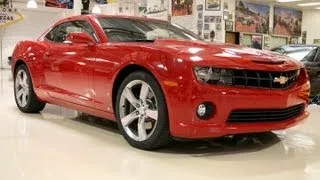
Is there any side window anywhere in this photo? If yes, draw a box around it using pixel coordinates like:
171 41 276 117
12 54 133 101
302 49 317 62
45 20 96 43
314 48 320 62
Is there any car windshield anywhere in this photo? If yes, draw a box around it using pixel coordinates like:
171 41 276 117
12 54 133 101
286 49 314 61
97 17 201 42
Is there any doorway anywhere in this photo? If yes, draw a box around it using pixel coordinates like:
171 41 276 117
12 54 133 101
225 32 240 45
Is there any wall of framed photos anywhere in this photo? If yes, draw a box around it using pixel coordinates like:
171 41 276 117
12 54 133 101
193 0 228 43
223 0 304 49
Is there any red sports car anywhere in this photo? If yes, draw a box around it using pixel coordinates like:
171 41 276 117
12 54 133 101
11 15 310 150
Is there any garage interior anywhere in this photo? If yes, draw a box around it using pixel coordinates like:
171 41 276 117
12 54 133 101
0 0 320 179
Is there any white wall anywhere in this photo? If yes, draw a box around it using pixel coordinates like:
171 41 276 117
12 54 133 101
302 10 320 45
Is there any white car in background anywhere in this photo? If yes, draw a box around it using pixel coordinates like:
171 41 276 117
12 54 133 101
271 44 317 61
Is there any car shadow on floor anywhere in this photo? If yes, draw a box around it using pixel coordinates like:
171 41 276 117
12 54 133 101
158 132 281 156
69 113 281 156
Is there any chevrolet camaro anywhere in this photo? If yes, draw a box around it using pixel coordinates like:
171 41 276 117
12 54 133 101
11 15 310 150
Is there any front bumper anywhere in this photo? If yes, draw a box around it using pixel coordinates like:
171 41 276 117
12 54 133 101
165 77 310 139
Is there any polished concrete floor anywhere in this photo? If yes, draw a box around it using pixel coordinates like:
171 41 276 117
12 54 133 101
0 69 320 180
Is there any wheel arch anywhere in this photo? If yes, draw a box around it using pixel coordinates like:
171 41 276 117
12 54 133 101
13 59 27 77
111 64 165 114
13 59 37 92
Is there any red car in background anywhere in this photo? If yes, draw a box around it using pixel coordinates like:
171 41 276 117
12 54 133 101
45 0 73 9
11 15 310 150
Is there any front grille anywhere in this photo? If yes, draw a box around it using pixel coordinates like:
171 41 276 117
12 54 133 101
232 69 299 89
227 104 305 123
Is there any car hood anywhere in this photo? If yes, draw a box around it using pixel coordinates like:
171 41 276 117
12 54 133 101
152 39 302 71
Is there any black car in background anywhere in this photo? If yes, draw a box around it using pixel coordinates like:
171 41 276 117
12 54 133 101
271 45 320 104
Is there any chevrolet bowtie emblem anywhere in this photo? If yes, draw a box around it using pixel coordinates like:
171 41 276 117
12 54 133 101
274 76 289 84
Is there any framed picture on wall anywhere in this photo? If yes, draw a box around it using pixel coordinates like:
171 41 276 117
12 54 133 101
302 31 307 44
205 0 221 11
225 21 233 32
264 36 270 50
216 23 222 31
216 16 222 23
291 37 298 44
252 35 262 50
197 4 204 11
314 39 320 45
204 23 210 30
204 32 210 40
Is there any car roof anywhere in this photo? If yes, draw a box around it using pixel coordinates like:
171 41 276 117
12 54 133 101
54 14 168 25
272 44 319 53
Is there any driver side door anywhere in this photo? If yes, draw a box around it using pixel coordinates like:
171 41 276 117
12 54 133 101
43 20 97 107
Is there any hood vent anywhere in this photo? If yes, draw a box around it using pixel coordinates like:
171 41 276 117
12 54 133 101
252 60 285 65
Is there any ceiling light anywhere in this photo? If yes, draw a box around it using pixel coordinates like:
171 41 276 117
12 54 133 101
298 2 320 6
27 0 38 8
92 4 101 14
277 0 301 2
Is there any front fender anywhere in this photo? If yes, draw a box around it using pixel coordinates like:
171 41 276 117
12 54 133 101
12 41 47 89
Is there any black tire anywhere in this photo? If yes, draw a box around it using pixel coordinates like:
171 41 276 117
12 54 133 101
116 71 172 150
14 64 46 113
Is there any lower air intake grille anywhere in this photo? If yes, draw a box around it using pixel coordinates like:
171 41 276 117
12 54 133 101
227 104 305 123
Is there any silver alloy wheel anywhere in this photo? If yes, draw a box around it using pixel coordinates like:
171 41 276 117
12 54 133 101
15 69 29 107
119 80 159 141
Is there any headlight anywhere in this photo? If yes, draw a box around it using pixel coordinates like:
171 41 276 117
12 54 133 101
193 67 233 85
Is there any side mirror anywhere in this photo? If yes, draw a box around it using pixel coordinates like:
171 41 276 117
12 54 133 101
66 32 95 45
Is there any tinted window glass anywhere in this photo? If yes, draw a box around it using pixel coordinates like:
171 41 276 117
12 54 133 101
46 20 95 43
97 17 201 42
302 49 317 62
286 49 314 61
314 48 320 62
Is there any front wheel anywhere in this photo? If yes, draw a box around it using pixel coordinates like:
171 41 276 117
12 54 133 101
116 71 172 150
14 64 46 113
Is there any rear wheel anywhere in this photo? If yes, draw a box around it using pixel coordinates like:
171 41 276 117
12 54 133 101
116 71 172 150
14 64 46 113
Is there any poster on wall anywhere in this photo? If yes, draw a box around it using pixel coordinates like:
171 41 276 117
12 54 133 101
139 6 147 17
81 0 109 14
172 0 193 16
252 35 262 49
197 4 204 37
45 0 74 9
96 0 108 4
302 31 307 44
147 0 168 20
197 20 203 36
264 35 270 50
0 7 24 28
205 0 220 11
235 1 269 34
225 21 233 31
0 0 9 6
314 39 320 45
291 37 298 44
273 7 302 37
204 15 215 23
